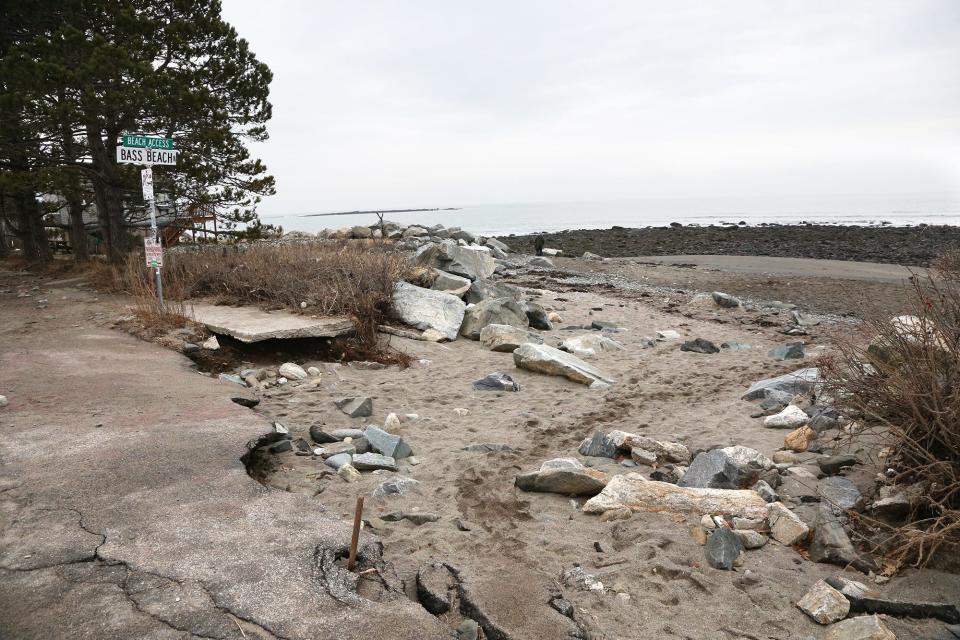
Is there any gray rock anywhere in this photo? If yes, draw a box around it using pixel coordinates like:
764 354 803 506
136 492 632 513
755 480 781 503
679 449 759 489
218 373 246 386
818 454 861 475
681 338 719 354
823 615 895 640
578 431 617 458
319 441 356 457
309 426 338 444
268 439 292 454
324 453 353 470
352 452 398 471
457 619 480 640
734 529 769 549
524 302 553 330
559 334 625 358
463 279 521 304
705 527 744 570
768 501 810 545
463 442 514 453
383 511 439 525
769 342 805 360
720 341 752 350
809 507 864 570
414 241 496 280
590 319 624 331
485 237 510 253
372 476 420 497
472 372 521 391
742 367 820 401
460 297 529 340
797 579 850 624
818 476 862 513
528 256 555 268
391 281 467 341
513 343 615 387
712 291 742 308
364 426 413 459
416 562 457 614
515 459 608 496
479 324 542 352
432 269 472 296
335 396 373 418
329 428 365 440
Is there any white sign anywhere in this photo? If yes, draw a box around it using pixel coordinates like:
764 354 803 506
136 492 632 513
141 167 154 201
117 146 178 166
144 237 163 268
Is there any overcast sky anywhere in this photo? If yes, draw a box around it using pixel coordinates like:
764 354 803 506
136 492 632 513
220 0 960 215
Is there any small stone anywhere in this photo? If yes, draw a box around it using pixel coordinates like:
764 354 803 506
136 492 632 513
457 619 480 640
352 452 398 471
818 454 861 475
796 579 850 624
705 528 744 570
764 405 809 429
656 330 681 340
201 336 220 350
561 566 604 592
373 476 420 497
515 459 609 496
308 426 337 444
453 407 470 416
768 501 810 545
784 425 817 452
680 338 719 354
338 464 361 483
769 342 805 360
720 341 752 350
330 428 365 440
365 426 413 459
823 615 895 640
754 480 780 503
278 362 308 381
818 476 862 513
472 372 521 391
268 440 292 454
335 396 373 418
578 431 617 458
712 291 741 308
0 395 8 408
733 530 768 549
307 366 321 377
324 453 352 470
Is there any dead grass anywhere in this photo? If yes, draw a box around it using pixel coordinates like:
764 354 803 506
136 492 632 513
822 249 960 568
162 241 430 361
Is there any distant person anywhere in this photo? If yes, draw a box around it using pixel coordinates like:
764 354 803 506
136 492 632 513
534 234 545 256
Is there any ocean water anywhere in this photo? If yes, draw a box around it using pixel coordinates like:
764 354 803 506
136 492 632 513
259 192 960 237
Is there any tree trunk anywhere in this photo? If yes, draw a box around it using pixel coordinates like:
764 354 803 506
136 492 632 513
12 190 50 262
67 194 89 261
86 123 129 263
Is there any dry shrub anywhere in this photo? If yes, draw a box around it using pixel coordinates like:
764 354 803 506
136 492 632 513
120 255 188 334
822 249 960 568
163 241 427 360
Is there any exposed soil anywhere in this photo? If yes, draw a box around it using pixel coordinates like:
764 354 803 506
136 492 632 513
508 224 960 266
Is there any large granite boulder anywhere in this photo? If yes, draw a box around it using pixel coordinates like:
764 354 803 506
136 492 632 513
479 324 543 352
391 281 467 341
559 334 624 358
515 459 608 496
414 241 496 281
463 279 522 304
583 474 769 519
431 269 471 297
460 297 528 340
513 343 614 387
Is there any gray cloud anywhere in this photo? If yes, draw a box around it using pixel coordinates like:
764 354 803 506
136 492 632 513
221 0 960 214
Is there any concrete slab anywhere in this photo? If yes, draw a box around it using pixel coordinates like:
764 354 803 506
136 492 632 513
190 303 353 342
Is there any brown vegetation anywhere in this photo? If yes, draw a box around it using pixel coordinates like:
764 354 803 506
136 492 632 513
823 250 960 568
103 241 430 360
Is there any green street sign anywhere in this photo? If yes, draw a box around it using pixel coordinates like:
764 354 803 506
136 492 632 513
122 135 175 150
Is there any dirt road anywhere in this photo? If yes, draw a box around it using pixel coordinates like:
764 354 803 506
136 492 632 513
0 270 444 640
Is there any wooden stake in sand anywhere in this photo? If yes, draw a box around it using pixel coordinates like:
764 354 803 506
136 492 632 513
347 496 364 571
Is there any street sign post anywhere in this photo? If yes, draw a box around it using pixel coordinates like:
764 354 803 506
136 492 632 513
117 135 179 310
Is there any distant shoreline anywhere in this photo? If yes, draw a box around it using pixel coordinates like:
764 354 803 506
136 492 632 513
303 207 460 217
504 223 960 267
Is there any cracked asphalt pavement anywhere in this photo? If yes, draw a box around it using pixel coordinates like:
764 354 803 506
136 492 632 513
0 270 446 640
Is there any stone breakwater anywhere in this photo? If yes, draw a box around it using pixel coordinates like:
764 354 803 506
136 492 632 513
507 224 960 266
